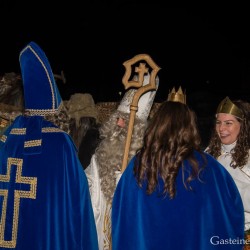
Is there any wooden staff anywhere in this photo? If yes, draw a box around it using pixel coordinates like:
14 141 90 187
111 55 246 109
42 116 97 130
121 54 161 173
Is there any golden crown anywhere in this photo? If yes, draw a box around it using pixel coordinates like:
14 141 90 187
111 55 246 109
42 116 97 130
216 96 243 119
167 86 186 104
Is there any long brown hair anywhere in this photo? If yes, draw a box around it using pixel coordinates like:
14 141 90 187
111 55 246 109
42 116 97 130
134 101 206 199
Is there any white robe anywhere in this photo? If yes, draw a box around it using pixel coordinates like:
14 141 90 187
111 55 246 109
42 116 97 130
85 155 122 250
217 143 250 231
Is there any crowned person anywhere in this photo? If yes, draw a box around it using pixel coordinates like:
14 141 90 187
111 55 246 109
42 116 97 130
0 41 98 250
206 96 250 249
111 87 245 250
85 71 159 250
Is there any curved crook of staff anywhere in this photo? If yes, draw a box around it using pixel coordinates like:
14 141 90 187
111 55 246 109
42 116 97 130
121 54 161 173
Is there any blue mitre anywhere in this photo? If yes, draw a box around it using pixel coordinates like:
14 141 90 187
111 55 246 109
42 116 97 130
19 41 63 155
19 41 62 115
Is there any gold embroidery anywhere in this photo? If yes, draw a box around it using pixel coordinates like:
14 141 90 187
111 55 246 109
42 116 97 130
42 127 63 133
0 118 9 128
24 103 64 116
0 157 37 248
10 128 26 135
24 140 42 148
25 109 58 116
103 203 112 250
2 127 65 148
10 127 63 135
0 135 7 143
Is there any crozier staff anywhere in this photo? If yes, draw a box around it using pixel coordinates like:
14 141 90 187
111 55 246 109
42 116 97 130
121 53 161 172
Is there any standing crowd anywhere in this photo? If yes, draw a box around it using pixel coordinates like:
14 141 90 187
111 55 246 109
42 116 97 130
0 41 249 250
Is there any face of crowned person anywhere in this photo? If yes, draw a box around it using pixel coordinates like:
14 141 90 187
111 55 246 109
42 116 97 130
216 113 241 145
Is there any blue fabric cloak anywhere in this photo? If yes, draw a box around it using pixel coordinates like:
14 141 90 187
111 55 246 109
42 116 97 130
112 152 245 250
0 116 98 250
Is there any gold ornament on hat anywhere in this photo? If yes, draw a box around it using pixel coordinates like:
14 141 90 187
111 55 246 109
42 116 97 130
216 96 244 119
167 86 186 104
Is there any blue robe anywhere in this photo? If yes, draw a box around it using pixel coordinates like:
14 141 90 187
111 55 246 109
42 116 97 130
0 116 98 250
112 152 245 250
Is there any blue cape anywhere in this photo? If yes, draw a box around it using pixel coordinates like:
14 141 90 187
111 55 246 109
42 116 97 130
112 152 245 250
0 116 98 250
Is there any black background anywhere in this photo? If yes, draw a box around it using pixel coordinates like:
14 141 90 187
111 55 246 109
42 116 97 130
1 5 250 118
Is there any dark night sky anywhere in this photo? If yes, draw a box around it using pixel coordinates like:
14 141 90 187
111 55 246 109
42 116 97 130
1 5 250 111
